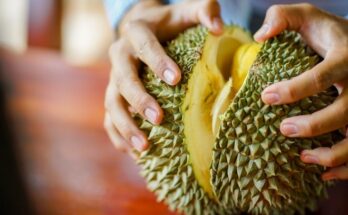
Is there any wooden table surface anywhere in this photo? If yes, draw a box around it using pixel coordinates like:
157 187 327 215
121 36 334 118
1 49 347 215
1 49 174 215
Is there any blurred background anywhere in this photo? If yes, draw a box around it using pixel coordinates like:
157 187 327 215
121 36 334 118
0 1 347 215
0 0 113 64
0 0 173 214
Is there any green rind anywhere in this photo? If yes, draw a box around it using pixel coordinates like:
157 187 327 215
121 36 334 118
212 32 342 214
136 26 236 215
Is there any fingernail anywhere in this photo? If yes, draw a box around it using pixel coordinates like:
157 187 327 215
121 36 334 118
131 136 145 151
262 92 280 104
302 155 320 164
163 69 175 84
254 24 270 40
144 107 158 123
281 123 298 136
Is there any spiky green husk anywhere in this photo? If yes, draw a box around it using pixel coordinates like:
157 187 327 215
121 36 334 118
212 32 342 214
136 27 234 215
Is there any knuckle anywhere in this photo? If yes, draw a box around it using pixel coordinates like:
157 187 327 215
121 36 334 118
145 39 158 53
123 20 146 34
108 39 129 60
137 38 160 60
325 153 339 167
153 58 168 75
312 70 331 91
140 42 168 74
118 120 130 132
117 77 138 94
133 94 152 112
118 123 136 140
286 84 298 101
299 3 315 11
305 126 315 137
267 5 284 16
304 120 319 136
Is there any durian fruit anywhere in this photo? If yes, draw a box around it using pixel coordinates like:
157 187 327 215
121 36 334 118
137 26 251 215
135 26 342 215
211 32 341 215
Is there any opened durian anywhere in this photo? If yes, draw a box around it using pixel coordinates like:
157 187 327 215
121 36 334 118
135 26 342 215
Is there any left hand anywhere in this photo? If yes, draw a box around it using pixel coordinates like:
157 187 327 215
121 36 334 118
254 3 348 180
104 0 223 154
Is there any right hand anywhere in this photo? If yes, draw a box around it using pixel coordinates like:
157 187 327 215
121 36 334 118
104 0 223 154
254 3 348 180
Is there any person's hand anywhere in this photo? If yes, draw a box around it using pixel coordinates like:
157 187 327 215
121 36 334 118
254 3 348 180
104 0 223 154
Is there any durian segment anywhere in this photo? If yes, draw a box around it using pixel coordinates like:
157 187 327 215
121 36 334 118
231 43 261 91
182 61 222 199
212 31 342 215
211 78 233 136
204 27 253 80
182 27 252 199
211 43 261 136
137 26 247 215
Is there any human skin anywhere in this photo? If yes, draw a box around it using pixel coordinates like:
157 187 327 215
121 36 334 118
254 3 348 180
104 0 223 153
104 1 348 180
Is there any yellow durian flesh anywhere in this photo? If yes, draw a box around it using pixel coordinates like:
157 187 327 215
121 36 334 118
232 43 262 91
182 27 256 198
211 43 261 135
211 78 233 136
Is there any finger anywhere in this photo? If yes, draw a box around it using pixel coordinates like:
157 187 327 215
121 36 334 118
104 113 131 152
254 3 315 42
300 138 348 167
116 73 163 125
196 0 223 34
123 21 181 85
104 83 148 152
111 94 149 152
279 88 348 137
261 53 347 105
160 0 223 38
109 39 163 125
128 106 137 114
185 0 223 34
322 164 348 181
104 113 140 160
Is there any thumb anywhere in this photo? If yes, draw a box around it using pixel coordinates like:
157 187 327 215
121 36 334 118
254 3 316 42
